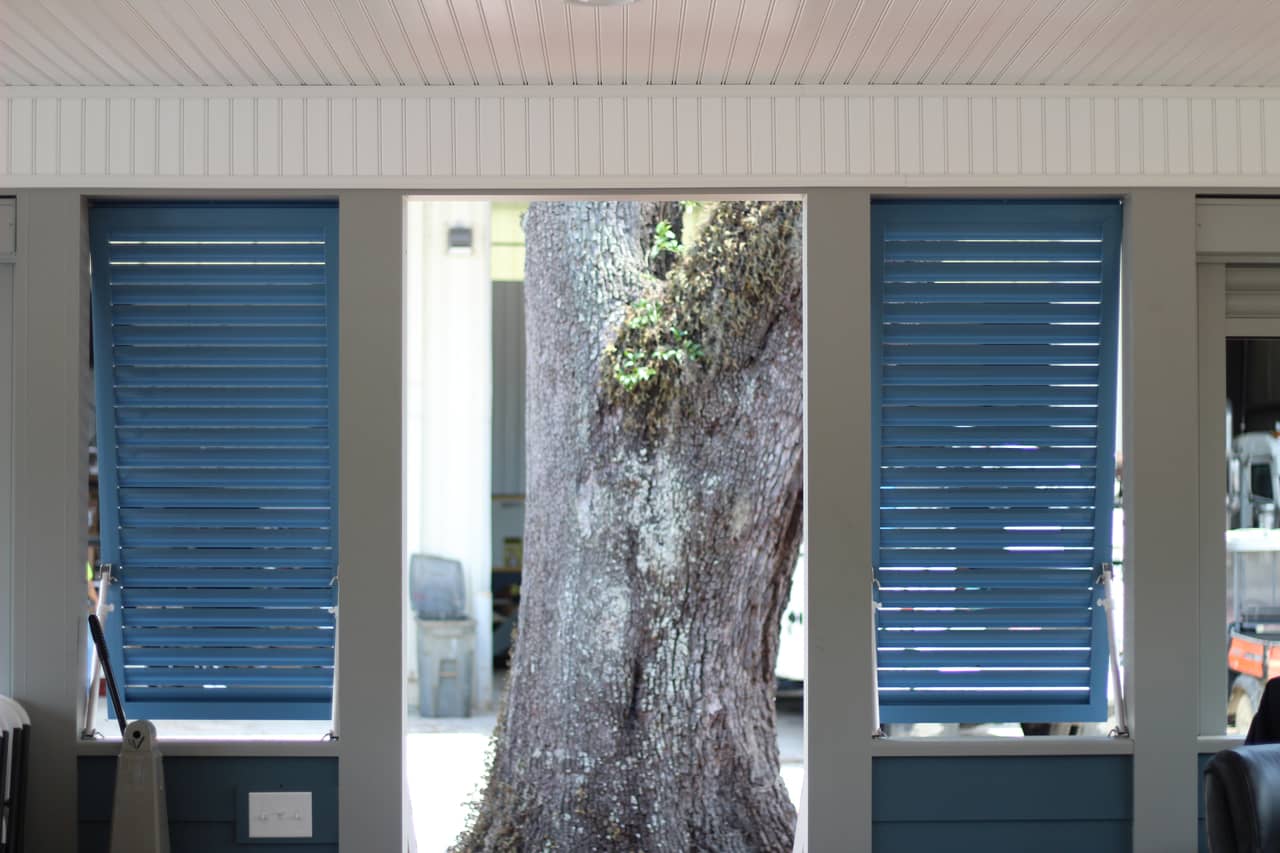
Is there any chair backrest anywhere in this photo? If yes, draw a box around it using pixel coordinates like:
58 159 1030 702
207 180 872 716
0 696 30 853
1205 744 1280 852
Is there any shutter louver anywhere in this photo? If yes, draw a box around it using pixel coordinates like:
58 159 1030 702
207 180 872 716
90 203 339 721
872 200 1122 724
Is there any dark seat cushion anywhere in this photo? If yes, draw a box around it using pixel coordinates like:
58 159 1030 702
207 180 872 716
1205 745 1280 853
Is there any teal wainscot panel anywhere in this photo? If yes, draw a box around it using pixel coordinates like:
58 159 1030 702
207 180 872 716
1199 752 1216 853
78 756 338 853
873 755 1133 853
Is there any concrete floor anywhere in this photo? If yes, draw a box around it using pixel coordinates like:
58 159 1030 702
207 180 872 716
406 693 805 853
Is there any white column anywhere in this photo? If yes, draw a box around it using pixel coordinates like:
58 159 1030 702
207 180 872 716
1124 190 1200 852
337 190 408 853
404 200 494 712
9 190 89 853
0 200 14 697
804 189 873 853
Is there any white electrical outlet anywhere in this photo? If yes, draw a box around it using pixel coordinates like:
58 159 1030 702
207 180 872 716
248 791 313 839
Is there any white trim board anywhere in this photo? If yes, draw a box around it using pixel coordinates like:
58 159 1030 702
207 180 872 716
5 85 1280 187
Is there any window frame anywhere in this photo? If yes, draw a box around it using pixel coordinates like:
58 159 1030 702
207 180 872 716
88 201 341 723
870 198 1124 727
1194 200 1280 736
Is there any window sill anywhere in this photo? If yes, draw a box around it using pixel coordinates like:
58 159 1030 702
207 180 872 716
1198 735 1245 753
870 736 1135 757
77 720 338 756
77 737 338 758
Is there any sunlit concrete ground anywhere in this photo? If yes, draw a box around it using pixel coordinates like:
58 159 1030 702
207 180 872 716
406 692 805 853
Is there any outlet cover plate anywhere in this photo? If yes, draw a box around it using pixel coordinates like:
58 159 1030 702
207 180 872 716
247 791 313 839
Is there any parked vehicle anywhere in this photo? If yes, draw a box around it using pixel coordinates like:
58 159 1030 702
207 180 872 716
1231 431 1280 530
775 552 805 694
1225 528 1280 732
1226 429 1280 732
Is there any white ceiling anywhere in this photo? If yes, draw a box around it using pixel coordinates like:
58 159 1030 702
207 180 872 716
2 0 1280 88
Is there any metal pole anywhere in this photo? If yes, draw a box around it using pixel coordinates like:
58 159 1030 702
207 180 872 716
81 564 113 739
1100 564 1130 737
327 588 339 741
871 579 884 737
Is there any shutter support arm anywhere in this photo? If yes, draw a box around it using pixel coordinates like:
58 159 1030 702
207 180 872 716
1099 564 1130 738
871 578 886 738
81 563 114 739
325 584 339 741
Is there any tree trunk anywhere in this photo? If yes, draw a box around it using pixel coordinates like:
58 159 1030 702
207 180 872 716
458 200 803 852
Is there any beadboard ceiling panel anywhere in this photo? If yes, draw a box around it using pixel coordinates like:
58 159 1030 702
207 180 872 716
4 0 1280 88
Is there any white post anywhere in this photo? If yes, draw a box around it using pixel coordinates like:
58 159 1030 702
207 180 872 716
803 189 873 853
9 190 88 853
337 190 407 852
404 200 494 712
0 222 13 699
1124 190 1200 852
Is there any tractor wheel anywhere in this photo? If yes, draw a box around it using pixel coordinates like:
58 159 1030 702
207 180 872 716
1229 674 1265 735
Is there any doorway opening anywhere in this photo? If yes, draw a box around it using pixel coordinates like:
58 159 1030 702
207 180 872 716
402 197 806 851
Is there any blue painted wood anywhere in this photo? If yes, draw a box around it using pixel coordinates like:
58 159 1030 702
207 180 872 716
879 549 1093 570
874 626 1089 647
874 821 1130 852
1198 752 1213 819
882 261 1103 283
78 756 337 852
880 486 1098 509
882 446 1099 467
879 587 1093 608
872 199 1122 724
884 343 1100 365
884 239 1103 262
878 648 1091 667
879 607 1092 628
882 405 1100 427
881 426 1099 445
885 283 1104 303
880 563 1092 584
872 756 1133 821
91 190 341 721
1198 753 1214 853
872 755 1134 847
81 823 339 853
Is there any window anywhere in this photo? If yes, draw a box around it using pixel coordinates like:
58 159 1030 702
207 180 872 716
1252 464 1274 501
89 202 339 721
1226 338 1280 734
872 199 1123 725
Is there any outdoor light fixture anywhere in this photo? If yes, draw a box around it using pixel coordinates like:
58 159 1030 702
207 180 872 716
447 225 474 255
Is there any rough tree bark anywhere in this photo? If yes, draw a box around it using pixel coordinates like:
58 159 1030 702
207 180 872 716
458 200 803 852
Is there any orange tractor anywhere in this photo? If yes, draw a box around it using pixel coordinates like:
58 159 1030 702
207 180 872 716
1227 527 1280 733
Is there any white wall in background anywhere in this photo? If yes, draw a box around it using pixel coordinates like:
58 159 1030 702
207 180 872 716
404 199 494 711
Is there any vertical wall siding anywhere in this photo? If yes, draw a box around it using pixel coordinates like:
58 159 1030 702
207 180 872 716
4 87 1280 186
873 756 1134 853
1199 753 1213 853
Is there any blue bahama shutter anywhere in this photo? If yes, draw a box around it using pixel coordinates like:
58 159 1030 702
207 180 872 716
872 200 1121 724
90 203 339 721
